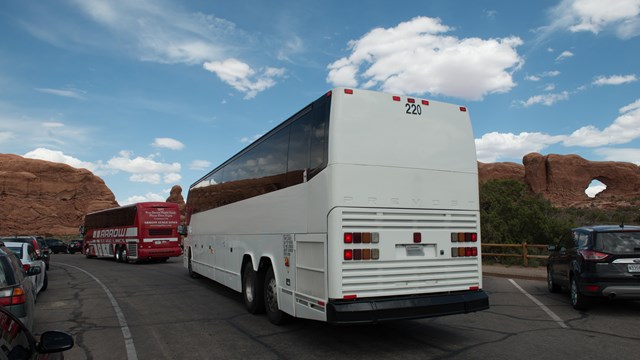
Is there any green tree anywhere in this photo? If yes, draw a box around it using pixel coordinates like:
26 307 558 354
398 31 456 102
479 179 569 245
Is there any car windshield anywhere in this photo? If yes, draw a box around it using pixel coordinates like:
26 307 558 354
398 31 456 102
6 247 23 258
595 231 640 254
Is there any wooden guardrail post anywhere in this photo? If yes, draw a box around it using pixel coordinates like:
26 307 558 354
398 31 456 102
523 242 528 267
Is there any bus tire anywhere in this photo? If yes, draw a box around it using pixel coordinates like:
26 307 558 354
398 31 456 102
264 266 289 325
242 262 264 314
188 251 199 278
115 247 123 263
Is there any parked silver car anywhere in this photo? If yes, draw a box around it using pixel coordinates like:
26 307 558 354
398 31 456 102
4 241 48 297
0 243 41 331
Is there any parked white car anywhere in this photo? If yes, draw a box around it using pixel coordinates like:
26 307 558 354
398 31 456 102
4 241 48 297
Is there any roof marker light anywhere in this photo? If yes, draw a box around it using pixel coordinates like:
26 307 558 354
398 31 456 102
460 107 467 112
407 98 415 103
344 89 353 94
392 96 401 101
422 100 429 105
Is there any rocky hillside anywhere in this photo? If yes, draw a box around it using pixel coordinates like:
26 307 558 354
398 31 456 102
479 153 640 208
0 154 118 236
2 152 639 236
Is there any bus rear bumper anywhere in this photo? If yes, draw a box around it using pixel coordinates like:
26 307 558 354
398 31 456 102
326 290 489 324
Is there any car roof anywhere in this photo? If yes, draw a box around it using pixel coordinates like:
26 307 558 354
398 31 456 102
2 242 28 248
573 225 640 233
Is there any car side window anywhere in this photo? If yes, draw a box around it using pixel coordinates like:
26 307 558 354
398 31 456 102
27 246 37 261
559 231 575 250
7 254 25 281
577 233 590 250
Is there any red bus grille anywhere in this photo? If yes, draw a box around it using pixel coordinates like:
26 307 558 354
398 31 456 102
149 229 173 236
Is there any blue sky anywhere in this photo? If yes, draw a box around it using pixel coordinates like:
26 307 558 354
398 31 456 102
1 0 639 204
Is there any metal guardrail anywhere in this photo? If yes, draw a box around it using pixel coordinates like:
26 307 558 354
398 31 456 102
482 243 548 267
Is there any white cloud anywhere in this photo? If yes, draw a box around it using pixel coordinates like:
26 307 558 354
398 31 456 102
189 159 212 170
555 50 574 61
240 134 263 143
130 173 161 184
35 87 86 99
123 192 166 206
326 17 524 101
107 151 180 174
23 147 98 172
518 91 569 107
547 0 640 39
525 75 541 81
152 137 185 150
542 71 561 77
564 98 640 147
67 0 234 64
544 84 556 91
203 58 286 99
475 132 566 162
594 147 640 165
163 173 182 184
592 74 637 86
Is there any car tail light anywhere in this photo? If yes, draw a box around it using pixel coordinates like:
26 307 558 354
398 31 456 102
0 287 27 306
22 264 30 272
579 250 610 261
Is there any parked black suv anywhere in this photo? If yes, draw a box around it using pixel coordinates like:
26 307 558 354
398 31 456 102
45 238 68 254
547 225 640 310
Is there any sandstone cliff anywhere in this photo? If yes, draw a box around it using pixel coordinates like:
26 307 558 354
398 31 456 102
0 154 119 236
479 153 640 208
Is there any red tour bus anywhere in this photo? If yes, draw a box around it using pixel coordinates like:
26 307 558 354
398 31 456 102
81 202 182 263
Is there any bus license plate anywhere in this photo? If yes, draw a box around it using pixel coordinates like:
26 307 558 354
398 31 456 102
628 264 640 273
406 245 424 256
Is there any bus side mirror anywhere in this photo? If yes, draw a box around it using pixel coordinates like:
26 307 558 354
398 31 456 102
177 225 188 236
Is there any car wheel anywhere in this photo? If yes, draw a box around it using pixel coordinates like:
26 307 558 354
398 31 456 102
571 276 589 310
242 262 264 314
41 273 48 292
264 266 289 325
547 267 561 293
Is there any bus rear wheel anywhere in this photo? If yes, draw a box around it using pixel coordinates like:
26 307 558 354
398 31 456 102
242 262 264 314
188 251 199 278
264 266 289 325
115 247 123 263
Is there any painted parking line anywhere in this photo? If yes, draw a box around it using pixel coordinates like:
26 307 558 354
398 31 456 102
57 262 138 360
508 278 569 329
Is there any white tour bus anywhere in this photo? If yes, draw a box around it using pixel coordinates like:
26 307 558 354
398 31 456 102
183 87 489 324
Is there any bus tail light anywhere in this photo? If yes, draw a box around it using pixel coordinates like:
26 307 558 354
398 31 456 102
344 233 353 243
451 232 478 243
452 247 478 258
344 249 353 261
413 232 422 243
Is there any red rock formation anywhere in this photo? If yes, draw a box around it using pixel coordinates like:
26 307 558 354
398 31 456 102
523 153 640 208
0 154 118 236
165 185 186 222
478 161 525 183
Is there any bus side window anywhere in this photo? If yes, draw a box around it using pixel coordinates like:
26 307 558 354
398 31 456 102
307 99 329 180
287 114 312 186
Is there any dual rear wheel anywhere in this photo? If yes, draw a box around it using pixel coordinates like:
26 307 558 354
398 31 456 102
242 262 289 325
